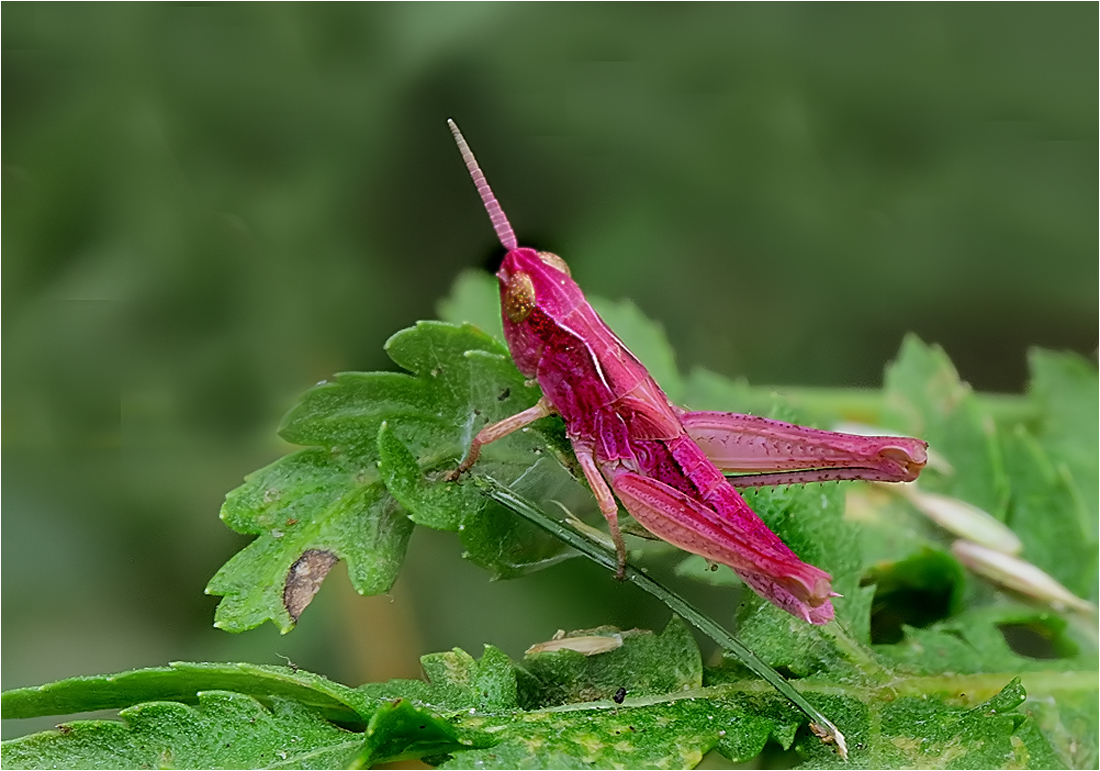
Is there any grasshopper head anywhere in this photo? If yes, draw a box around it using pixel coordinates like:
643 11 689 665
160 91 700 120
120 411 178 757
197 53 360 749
497 247 583 377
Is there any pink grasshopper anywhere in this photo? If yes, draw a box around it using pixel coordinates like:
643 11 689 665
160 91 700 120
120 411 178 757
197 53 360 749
447 120 927 625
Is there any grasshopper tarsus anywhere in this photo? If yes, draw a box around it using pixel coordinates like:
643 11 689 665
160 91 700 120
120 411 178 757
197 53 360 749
446 451 479 482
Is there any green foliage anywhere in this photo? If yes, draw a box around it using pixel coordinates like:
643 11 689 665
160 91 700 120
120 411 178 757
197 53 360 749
3 272 1096 768
4 14 1094 755
207 320 585 632
2 693 360 770
0 634 1066 770
882 335 1011 517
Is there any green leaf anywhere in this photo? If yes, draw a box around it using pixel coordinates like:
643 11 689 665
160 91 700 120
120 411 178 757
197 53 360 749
1027 350 1098 489
418 645 519 712
2 693 362 770
354 698 481 768
861 547 968 645
208 321 588 632
878 603 1096 676
518 618 702 709
441 688 804 769
208 448 413 632
823 679 1060 770
1 662 369 723
1025 348 1098 537
1002 426 1097 602
3 651 1064 769
682 366 785 418
883 334 1011 517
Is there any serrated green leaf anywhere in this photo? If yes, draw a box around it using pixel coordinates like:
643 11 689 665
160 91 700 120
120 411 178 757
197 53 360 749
796 680 1058 770
418 645 519 713
3 640 1074 770
278 372 436 452
879 604 1095 676
0 663 368 724
518 618 702 709
883 335 1010 518
209 320 588 631
354 697 487 768
1026 348 1099 534
440 659 1055 770
442 690 803 769
2 692 361 770
682 366 784 417
208 448 413 633
862 547 968 645
376 420 477 532
1019 682 1099 769
1002 426 1097 602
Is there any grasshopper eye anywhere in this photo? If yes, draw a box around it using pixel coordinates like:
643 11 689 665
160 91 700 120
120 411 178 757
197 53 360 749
504 271 537 323
537 251 570 277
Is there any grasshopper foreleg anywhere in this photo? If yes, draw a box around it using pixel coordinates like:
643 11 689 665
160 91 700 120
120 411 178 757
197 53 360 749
448 397 556 481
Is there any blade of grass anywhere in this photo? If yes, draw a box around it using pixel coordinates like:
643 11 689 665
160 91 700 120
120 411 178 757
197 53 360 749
473 474 849 760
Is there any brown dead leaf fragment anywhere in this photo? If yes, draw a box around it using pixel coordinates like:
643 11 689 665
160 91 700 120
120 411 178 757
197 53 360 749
283 549 338 622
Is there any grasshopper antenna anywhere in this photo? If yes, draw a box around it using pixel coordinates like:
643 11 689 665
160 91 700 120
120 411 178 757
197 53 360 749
448 119 518 251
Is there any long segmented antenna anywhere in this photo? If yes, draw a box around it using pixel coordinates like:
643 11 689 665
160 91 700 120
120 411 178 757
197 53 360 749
448 119 518 251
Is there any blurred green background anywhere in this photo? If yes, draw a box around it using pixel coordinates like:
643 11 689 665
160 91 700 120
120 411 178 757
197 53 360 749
3 3 1096 736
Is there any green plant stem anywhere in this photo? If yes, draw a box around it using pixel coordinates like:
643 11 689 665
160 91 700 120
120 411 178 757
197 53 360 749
474 474 849 761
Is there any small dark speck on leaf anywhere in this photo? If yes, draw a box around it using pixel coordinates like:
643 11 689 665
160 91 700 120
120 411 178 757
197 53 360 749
283 549 339 622
56 725 72 735
498 388 511 401
613 687 627 704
